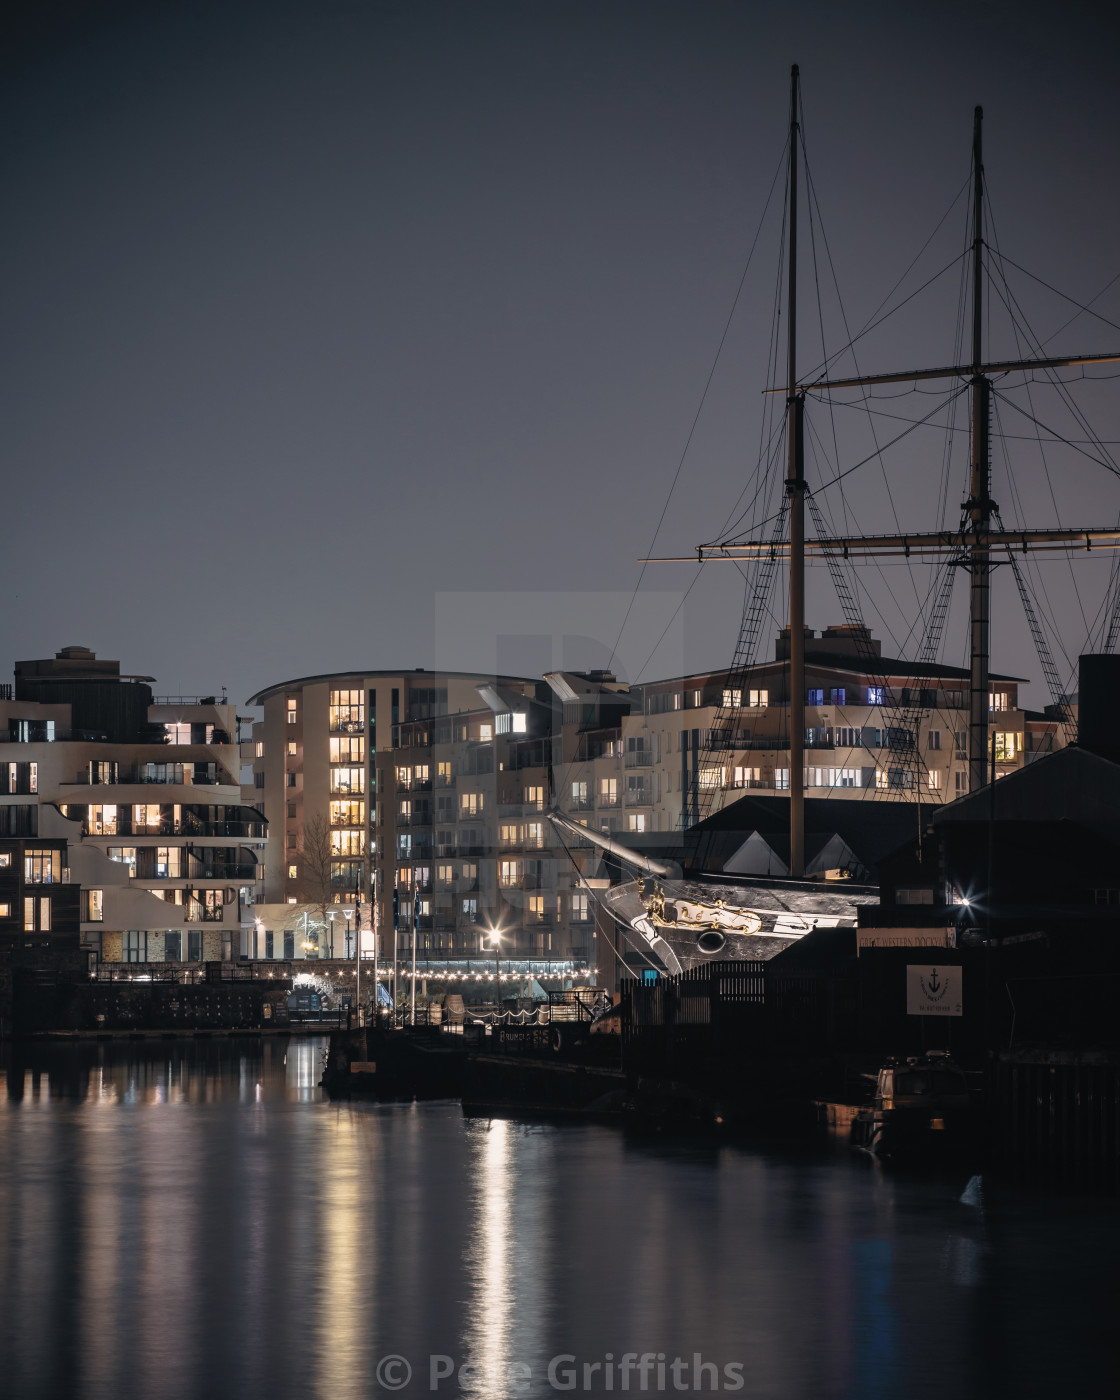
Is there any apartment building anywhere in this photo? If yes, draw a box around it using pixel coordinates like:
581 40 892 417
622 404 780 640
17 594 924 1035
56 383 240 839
549 624 1040 833
0 646 262 966
245 670 593 964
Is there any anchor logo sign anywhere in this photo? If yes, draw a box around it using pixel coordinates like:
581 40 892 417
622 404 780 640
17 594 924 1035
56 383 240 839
907 964 963 1016
920 967 949 1003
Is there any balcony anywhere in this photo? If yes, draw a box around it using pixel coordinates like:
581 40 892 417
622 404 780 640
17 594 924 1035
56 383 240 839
79 817 266 840
623 789 651 806
66 765 233 787
623 750 655 768
139 863 259 882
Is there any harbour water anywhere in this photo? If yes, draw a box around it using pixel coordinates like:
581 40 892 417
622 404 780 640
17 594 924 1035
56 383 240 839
0 1038 1116 1399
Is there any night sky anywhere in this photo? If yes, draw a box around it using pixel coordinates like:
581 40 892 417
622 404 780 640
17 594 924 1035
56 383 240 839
3 1 1119 708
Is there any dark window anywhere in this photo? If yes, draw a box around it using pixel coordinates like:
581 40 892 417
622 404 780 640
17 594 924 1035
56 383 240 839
164 930 182 961
187 930 203 962
283 930 295 959
265 929 274 958
123 931 146 963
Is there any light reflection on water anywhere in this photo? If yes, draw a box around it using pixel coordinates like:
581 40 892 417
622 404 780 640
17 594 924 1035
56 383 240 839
0 1039 1117 1400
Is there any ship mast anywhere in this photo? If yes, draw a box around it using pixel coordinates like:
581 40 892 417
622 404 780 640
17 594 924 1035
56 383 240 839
786 64 806 877
649 87 1120 840
967 106 992 793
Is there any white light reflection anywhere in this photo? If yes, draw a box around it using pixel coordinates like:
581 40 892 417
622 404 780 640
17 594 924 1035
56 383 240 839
461 1120 514 1397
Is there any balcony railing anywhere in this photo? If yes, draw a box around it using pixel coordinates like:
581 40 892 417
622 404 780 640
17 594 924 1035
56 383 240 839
80 819 266 839
152 694 227 706
623 751 655 767
68 766 233 787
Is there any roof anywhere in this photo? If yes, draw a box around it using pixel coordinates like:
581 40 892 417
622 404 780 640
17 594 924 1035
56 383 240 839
686 793 927 878
247 669 541 706
931 743 1120 829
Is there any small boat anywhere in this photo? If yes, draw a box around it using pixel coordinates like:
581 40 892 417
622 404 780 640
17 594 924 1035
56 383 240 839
851 1051 975 1158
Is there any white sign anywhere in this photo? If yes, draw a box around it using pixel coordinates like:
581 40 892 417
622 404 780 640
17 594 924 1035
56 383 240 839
906 964 963 1016
858 927 956 954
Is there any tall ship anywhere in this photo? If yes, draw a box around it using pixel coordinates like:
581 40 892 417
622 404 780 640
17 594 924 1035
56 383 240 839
555 67 1120 978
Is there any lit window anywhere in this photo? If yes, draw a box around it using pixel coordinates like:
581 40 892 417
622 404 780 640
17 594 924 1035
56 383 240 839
571 893 589 922
156 847 180 877
330 736 365 764
24 849 62 884
528 895 545 921
868 686 885 706
288 864 298 880
525 786 544 810
989 692 1009 712
287 698 298 724
330 800 365 826
0 901 10 918
570 781 590 809
437 864 453 883
732 766 760 788
478 724 493 741
331 830 364 856
927 770 942 790
722 689 742 709
459 792 483 817
287 741 297 756
994 732 1022 762
462 898 478 922
627 814 646 832
85 889 104 922
512 713 527 733
255 741 264 758
599 777 618 806
775 769 790 790
748 689 769 708
330 766 365 794
499 860 520 887
329 690 364 731
86 804 118 835
807 689 824 706
0 853 9 868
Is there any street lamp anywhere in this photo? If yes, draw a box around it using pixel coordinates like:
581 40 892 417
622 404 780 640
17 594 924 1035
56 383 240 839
489 926 502 1025
328 910 336 960
344 908 353 960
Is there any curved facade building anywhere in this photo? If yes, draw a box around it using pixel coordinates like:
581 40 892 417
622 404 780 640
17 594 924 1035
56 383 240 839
245 669 595 966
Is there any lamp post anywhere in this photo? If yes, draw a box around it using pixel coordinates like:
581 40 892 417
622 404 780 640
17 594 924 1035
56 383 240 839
344 908 353 961
329 910 336 961
489 927 502 1025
